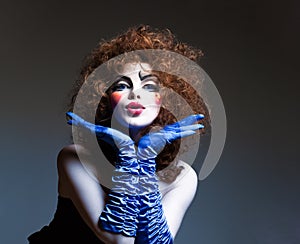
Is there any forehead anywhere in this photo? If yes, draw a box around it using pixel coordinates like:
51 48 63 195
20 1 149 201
121 62 152 76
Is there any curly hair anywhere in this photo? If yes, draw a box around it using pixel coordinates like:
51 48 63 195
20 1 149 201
69 25 210 182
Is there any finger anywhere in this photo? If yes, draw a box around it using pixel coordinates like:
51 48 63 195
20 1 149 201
166 130 197 143
67 119 75 125
179 130 197 138
66 112 96 130
66 112 86 124
177 114 204 126
66 111 78 120
179 124 204 131
168 114 204 129
66 111 72 119
67 119 85 127
165 123 204 133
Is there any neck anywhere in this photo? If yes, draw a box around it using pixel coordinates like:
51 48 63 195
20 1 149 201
129 126 145 142
110 118 145 143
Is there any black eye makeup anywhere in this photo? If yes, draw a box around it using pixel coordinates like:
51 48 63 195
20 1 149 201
110 80 132 92
140 73 160 92
109 73 160 93
143 83 160 92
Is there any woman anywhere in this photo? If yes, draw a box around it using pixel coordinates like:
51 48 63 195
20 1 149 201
28 25 210 243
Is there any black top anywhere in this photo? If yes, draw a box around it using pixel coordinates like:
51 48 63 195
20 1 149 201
27 196 104 244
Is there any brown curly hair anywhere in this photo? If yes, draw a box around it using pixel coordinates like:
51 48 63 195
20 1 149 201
69 25 210 182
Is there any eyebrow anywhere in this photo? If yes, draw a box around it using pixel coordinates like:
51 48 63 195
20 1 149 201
113 73 157 85
114 75 132 83
139 71 157 81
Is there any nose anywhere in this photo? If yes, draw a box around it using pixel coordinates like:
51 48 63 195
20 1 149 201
128 90 141 100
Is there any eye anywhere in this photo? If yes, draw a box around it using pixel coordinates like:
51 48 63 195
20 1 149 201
143 83 160 92
111 81 131 92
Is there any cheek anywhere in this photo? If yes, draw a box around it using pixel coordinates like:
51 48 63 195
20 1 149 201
110 92 122 109
155 93 162 105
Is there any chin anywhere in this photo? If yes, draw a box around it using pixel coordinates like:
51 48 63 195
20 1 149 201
116 116 156 129
128 118 154 128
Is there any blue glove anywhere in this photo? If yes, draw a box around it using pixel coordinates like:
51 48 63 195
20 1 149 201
137 114 204 194
67 112 140 237
135 114 204 243
137 114 205 167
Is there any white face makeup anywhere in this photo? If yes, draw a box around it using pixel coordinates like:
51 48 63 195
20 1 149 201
109 63 162 128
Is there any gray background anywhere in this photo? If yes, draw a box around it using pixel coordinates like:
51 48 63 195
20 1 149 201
0 0 299 243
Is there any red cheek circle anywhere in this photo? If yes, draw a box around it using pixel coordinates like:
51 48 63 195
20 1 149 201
155 93 162 105
110 92 122 109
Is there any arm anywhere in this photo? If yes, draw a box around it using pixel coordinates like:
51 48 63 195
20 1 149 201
57 145 135 244
135 114 203 243
160 166 198 238
64 112 202 243
66 112 140 237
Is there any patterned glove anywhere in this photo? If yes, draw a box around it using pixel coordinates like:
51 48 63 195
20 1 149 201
67 112 140 237
135 114 204 243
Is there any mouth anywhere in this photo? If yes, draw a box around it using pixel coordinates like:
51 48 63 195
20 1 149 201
126 102 145 116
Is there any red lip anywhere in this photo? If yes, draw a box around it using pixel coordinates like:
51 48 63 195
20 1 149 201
126 102 145 109
126 102 145 116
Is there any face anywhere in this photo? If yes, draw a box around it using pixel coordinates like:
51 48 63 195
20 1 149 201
109 63 162 128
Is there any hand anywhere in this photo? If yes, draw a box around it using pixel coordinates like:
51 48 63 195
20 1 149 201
137 114 204 174
66 112 138 173
138 114 204 155
66 112 134 151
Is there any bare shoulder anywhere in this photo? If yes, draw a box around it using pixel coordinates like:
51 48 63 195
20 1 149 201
57 144 93 170
159 161 198 196
174 161 198 189
159 161 198 237
57 144 87 161
57 144 95 197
